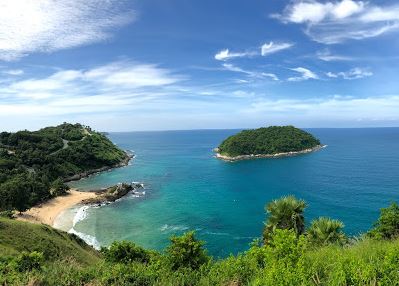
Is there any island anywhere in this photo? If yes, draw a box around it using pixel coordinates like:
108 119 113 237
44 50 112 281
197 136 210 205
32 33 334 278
215 126 324 161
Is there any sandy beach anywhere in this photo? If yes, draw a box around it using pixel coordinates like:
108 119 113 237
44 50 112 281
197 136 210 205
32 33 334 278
16 189 97 226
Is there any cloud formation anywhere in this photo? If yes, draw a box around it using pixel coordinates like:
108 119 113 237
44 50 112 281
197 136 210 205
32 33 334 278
0 0 135 61
261 42 293 56
288 67 318 81
222 63 279 81
0 60 184 112
214 49 255 61
243 95 399 125
326 68 372 80
275 0 399 44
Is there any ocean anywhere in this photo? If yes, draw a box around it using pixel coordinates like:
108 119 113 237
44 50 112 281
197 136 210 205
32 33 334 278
54 128 399 257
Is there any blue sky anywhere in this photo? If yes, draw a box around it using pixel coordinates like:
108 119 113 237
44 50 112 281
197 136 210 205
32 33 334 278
1 0 399 131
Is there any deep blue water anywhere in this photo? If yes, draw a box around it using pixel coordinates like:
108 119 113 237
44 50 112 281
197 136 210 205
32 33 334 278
67 128 399 257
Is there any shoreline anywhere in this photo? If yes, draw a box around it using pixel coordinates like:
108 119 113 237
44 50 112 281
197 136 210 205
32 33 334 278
215 144 326 161
16 189 97 226
63 152 133 183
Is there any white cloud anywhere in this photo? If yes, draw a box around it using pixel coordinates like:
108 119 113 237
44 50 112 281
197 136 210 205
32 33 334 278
275 0 399 44
261 42 293 56
280 0 364 23
326 68 372 80
222 63 279 81
242 95 399 124
316 49 353 61
0 0 135 61
288 67 318 81
214 49 255 61
2 69 24 75
0 60 184 104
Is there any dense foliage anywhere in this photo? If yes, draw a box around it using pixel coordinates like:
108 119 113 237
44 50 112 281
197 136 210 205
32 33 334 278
218 126 321 157
263 195 307 242
0 123 128 212
2 197 399 285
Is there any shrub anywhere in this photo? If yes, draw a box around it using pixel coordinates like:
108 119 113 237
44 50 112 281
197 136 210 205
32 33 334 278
263 195 307 242
166 231 209 270
13 251 44 272
101 241 150 264
307 217 347 246
369 202 399 239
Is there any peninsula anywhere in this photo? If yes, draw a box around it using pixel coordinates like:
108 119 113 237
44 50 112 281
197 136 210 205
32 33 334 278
0 123 132 213
215 126 323 161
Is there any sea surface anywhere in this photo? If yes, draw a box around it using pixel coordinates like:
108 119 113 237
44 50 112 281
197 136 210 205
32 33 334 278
55 128 399 257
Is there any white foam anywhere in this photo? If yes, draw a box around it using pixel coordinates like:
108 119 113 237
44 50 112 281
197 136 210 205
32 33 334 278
67 205 101 250
160 224 189 232
72 206 90 227
68 228 101 250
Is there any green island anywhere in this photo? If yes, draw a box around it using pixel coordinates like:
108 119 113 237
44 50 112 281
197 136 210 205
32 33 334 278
216 126 323 160
2 196 399 285
0 123 131 213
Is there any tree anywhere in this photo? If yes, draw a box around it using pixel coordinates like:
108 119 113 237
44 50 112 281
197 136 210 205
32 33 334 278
263 195 307 243
368 202 399 239
307 217 346 246
50 178 70 197
166 231 209 270
101 241 149 264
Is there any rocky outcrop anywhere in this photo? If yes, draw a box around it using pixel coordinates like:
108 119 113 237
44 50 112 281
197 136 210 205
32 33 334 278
81 182 144 205
215 145 326 162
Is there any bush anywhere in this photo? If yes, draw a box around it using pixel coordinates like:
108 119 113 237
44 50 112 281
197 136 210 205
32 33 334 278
0 210 14 219
13 251 44 272
166 231 209 270
307 217 347 247
101 241 150 264
369 202 399 239
50 178 70 197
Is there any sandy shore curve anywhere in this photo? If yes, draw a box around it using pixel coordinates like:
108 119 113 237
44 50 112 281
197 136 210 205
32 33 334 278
16 189 97 226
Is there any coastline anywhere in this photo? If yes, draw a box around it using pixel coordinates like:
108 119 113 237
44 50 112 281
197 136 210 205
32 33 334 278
64 152 133 182
215 144 326 161
16 189 97 226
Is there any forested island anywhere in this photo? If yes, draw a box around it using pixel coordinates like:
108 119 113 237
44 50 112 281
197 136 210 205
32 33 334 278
216 126 323 160
0 123 131 213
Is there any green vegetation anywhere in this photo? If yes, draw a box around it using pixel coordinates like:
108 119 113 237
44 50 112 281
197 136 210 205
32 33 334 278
0 218 100 264
0 123 128 212
2 197 399 285
263 195 307 242
218 126 321 157
368 202 399 239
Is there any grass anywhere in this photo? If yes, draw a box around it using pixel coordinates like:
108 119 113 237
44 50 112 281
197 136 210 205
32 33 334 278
0 218 100 265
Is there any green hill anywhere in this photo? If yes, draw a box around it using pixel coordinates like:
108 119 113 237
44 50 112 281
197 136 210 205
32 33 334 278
0 123 129 212
0 218 100 265
218 126 321 157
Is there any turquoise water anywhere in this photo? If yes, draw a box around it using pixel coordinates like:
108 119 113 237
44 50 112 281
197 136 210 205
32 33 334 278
66 128 399 257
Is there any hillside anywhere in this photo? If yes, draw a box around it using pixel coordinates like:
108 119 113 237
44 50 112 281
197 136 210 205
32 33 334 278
1 200 399 285
217 126 321 158
0 218 100 265
0 123 130 212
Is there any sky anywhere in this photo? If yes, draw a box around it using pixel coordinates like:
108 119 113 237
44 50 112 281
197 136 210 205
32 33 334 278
1 0 399 131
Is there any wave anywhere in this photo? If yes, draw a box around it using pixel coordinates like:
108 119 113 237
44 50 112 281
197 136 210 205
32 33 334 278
72 206 90 226
68 228 101 250
68 205 101 250
160 224 189 232
204 231 230 236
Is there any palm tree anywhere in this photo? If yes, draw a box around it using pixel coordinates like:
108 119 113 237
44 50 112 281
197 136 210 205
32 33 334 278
263 195 307 242
307 217 346 246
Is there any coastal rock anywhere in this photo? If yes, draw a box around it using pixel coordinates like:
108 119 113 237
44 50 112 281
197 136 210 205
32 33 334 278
215 145 326 161
81 182 144 205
